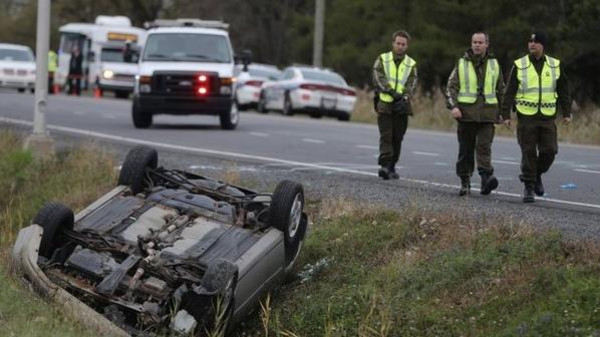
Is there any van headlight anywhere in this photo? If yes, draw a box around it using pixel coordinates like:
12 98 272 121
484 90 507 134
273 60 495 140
103 70 114 79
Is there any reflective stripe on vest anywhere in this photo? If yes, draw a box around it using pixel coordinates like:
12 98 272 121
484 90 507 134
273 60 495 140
379 52 416 103
514 55 561 116
457 58 499 104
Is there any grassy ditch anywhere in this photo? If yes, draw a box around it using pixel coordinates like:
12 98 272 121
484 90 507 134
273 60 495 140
253 197 600 336
2 131 600 336
351 89 600 145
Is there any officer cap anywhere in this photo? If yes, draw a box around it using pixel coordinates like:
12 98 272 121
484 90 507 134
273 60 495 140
529 31 547 46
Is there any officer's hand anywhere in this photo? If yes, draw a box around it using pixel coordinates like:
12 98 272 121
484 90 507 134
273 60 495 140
503 118 512 129
562 116 572 125
451 107 462 119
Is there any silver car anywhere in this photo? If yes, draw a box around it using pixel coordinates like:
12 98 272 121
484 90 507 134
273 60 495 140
12 145 308 336
258 65 357 121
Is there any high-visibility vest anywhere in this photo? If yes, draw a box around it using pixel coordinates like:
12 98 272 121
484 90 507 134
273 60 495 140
457 57 499 104
514 55 560 116
48 51 58 72
378 52 416 103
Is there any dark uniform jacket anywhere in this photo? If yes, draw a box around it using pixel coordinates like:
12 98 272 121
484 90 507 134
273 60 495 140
69 53 83 75
446 49 505 123
501 54 571 121
372 53 418 115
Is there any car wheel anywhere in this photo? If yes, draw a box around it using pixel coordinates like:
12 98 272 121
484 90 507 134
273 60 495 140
118 145 158 194
132 100 152 128
338 113 351 122
32 202 74 259
18 88 25 93
310 112 323 119
115 90 129 99
270 180 307 272
282 92 294 116
257 91 268 114
220 102 239 130
182 259 238 334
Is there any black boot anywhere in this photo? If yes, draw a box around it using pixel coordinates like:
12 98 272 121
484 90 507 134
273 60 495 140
389 166 399 180
480 173 499 195
534 174 544 196
523 183 535 203
459 176 470 196
378 166 391 180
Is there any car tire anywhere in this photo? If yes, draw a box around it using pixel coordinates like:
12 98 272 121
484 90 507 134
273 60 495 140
118 145 158 194
32 202 74 259
310 112 323 119
220 102 239 130
270 180 307 272
18 88 25 93
282 92 294 116
115 90 129 99
257 91 268 114
132 100 152 128
338 113 351 122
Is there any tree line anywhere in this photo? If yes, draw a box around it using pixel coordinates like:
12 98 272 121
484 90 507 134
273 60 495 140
1 0 598 106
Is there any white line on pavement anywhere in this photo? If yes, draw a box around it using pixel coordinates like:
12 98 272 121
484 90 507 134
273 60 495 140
412 151 439 157
494 160 520 165
2 116 600 211
302 138 325 144
575 168 600 175
249 132 269 137
356 144 379 150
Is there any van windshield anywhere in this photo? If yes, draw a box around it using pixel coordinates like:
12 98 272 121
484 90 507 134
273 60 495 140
143 33 231 63
101 48 139 63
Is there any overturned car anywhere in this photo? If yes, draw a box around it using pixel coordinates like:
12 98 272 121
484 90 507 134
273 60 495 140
12 145 308 336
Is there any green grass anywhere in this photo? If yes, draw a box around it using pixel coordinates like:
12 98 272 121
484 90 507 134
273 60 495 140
2 131 600 337
350 89 600 145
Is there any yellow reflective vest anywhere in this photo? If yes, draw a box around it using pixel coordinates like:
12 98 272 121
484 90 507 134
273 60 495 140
378 52 416 103
48 50 58 72
514 55 560 116
457 57 499 104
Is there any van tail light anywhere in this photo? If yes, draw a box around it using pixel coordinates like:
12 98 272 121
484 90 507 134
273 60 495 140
245 80 263 87
139 75 152 84
220 77 235 86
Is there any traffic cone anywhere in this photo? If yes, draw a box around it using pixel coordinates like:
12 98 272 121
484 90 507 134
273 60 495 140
53 84 60 94
93 86 102 98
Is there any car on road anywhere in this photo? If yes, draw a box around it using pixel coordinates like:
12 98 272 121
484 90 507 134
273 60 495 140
234 63 281 111
0 43 35 93
13 145 308 336
257 65 356 121
133 19 239 130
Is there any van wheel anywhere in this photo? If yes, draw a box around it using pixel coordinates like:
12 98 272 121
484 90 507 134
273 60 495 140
118 145 158 194
270 180 307 272
33 202 74 259
132 100 152 128
338 113 350 121
220 103 239 130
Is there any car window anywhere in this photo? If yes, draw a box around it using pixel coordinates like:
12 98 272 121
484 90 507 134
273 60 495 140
249 68 281 80
143 33 231 63
282 69 295 80
0 48 34 62
101 48 139 63
300 69 346 85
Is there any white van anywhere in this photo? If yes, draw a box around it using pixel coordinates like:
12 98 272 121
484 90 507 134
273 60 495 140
132 19 238 129
57 15 146 98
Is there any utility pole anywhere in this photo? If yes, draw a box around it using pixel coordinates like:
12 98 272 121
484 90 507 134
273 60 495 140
24 0 55 160
312 0 325 67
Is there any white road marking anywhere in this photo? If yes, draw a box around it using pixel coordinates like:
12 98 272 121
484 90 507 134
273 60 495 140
500 156 517 161
434 162 450 166
356 144 379 150
412 151 439 157
302 138 325 144
494 160 520 165
2 116 600 211
249 132 269 137
575 168 600 175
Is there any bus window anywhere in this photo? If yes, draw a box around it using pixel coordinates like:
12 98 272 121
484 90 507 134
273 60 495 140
59 32 85 54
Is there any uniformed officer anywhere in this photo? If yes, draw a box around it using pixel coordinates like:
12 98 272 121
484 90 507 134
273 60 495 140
372 30 418 180
501 31 572 203
446 32 505 196
48 49 58 94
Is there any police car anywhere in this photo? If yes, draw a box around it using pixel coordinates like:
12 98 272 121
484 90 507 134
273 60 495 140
0 43 36 93
133 19 239 130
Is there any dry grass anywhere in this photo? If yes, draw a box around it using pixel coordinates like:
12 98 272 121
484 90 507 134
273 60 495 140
351 89 600 145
